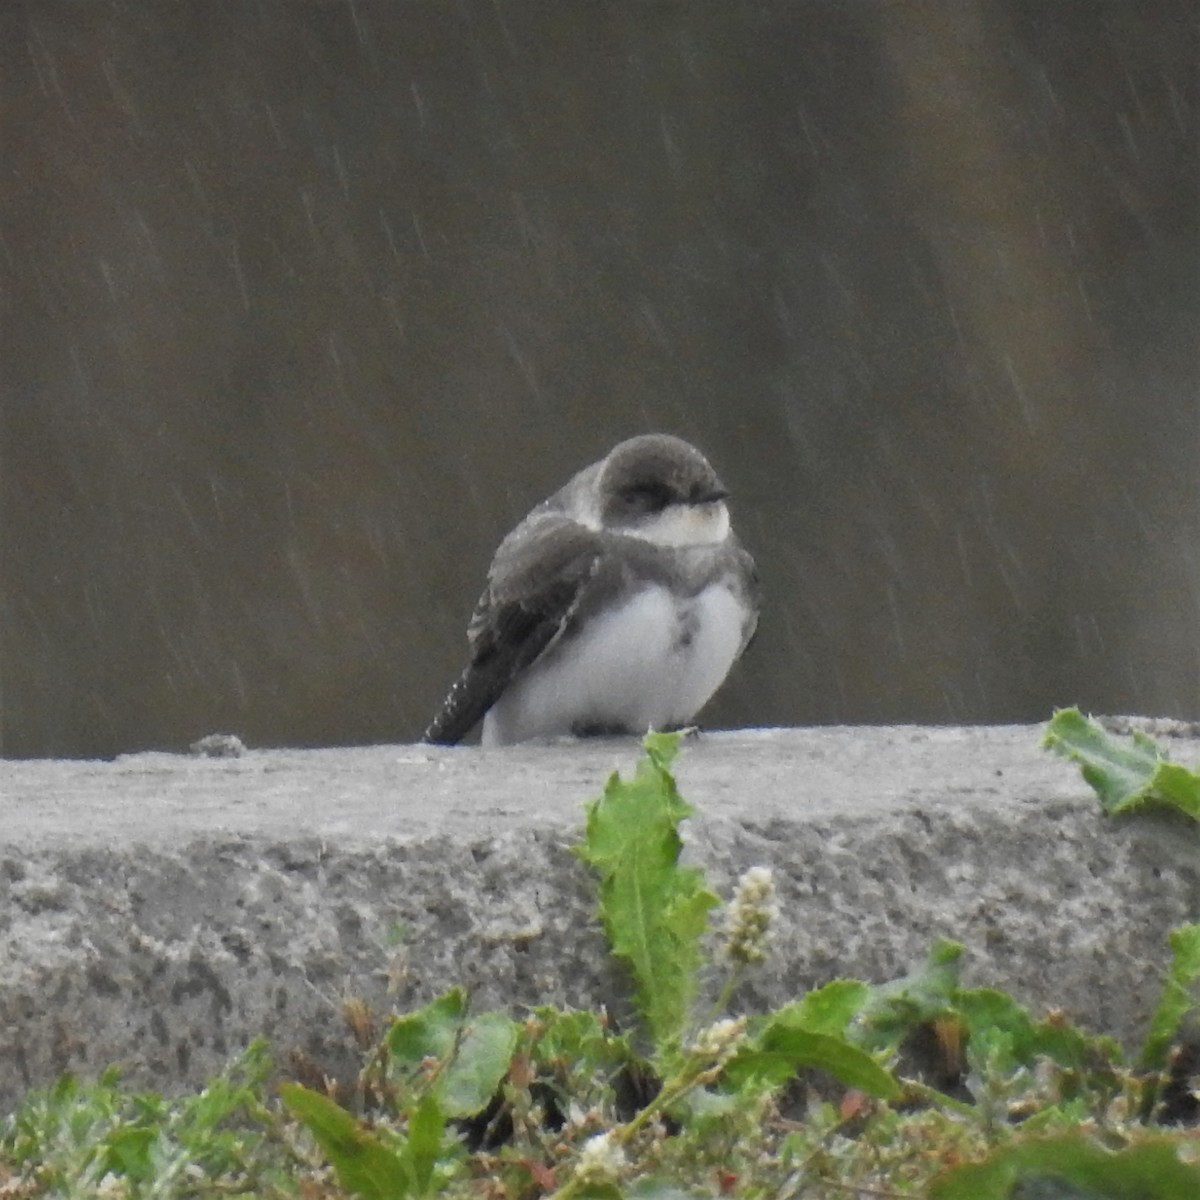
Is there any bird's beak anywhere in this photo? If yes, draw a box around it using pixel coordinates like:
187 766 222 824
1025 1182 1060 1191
697 483 729 504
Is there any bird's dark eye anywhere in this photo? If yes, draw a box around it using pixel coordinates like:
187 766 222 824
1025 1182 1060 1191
620 481 673 514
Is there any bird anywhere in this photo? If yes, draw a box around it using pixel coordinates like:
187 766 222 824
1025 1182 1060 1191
422 433 759 747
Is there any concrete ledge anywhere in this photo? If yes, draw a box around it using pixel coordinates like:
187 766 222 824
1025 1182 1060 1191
3 725 1199 1109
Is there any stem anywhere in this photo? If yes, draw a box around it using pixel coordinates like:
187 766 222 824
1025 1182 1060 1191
900 1077 977 1119
706 962 745 1027
616 1065 700 1143
545 1052 718 1200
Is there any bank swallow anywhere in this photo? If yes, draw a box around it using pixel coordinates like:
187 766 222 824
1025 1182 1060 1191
423 433 759 746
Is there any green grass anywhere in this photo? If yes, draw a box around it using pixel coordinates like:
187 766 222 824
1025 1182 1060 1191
6 717 1200 1198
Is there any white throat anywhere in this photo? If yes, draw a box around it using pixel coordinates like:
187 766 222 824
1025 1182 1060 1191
624 501 730 547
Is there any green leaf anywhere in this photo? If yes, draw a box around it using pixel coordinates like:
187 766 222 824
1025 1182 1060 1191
855 939 964 1050
793 979 870 1036
405 1093 445 1194
528 1006 630 1070
1143 922 1200 1070
955 988 1114 1073
642 729 683 772
1043 709 1200 820
525 1007 638 1116
528 1007 635 1079
930 1132 1200 1199
387 988 467 1067
576 732 719 1059
1151 762 1200 821
1043 708 1162 812
280 1083 414 1200
100 1125 157 1182
385 990 517 1118
724 1005 902 1101
439 1011 519 1118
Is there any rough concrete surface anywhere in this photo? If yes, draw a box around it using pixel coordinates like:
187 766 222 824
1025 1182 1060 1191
3 724 1200 1110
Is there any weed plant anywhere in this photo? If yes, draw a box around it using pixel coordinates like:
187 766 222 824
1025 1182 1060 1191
4 715 1200 1197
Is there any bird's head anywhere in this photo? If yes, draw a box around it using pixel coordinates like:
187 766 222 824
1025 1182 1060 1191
592 434 731 547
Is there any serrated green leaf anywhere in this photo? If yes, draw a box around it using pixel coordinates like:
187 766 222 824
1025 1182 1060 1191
1142 922 1200 1070
955 988 1113 1073
929 1131 1200 1199
724 1006 902 1101
855 939 964 1050
529 1006 630 1069
530 1007 617 1060
526 1006 637 1114
642 729 683 772
279 1083 414 1200
576 733 719 1059
1043 709 1161 812
439 1011 518 1117
1150 762 1200 820
1043 709 1200 823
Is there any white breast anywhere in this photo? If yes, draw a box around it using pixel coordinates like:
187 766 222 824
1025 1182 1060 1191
481 582 748 746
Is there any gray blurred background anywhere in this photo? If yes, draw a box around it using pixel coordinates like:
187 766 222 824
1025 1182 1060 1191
2 0 1196 759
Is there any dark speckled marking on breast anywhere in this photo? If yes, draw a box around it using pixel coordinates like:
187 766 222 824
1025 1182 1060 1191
674 604 699 651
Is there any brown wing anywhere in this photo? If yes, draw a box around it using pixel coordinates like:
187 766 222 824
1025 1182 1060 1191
422 517 602 745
